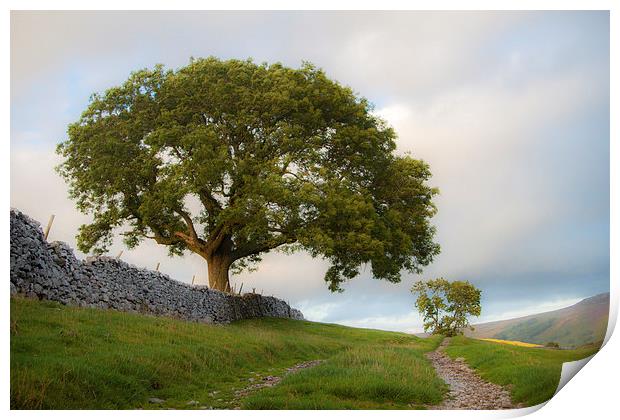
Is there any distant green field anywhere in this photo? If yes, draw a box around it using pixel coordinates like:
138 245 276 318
445 335 600 407
468 293 609 348
10 297 445 409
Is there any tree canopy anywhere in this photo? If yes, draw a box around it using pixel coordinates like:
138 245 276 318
57 57 440 292
412 278 481 336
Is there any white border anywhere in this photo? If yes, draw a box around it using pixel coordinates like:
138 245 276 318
0 0 617 11
3 1 617 419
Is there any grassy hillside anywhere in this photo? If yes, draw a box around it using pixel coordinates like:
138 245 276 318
480 338 542 348
11 297 601 409
10 297 446 409
445 336 600 406
467 293 609 348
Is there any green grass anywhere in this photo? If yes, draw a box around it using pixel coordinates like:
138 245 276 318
12 297 600 410
445 335 600 407
242 336 446 409
10 297 445 409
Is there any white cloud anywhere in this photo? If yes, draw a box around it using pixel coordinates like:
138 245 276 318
334 312 424 334
296 301 342 322
374 68 606 279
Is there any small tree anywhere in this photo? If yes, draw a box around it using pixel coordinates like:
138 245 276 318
412 278 481 336
57 57 440 292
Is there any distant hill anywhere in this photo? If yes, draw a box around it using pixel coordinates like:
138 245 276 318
467 293 610 348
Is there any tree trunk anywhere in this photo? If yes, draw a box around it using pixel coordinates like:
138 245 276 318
206 253 232 292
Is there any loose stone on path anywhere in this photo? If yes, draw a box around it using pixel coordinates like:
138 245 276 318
426 338 518 410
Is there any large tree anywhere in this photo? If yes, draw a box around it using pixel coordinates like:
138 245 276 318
57 57 440 292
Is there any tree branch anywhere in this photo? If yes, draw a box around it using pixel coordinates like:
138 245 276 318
146 232 183 246
203 222 232 255
173 208 205 247
196 187 223 229
231 234 297 261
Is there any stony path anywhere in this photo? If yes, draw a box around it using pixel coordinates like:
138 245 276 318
231 360 324 408
426 338 518 410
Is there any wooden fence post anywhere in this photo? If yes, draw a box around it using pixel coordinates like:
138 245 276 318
43 214 55 240
155 262 160 272
238 283 243 295
191 275 195 285
116 250 123 259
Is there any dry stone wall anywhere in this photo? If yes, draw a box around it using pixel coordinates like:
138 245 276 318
10 209 304 323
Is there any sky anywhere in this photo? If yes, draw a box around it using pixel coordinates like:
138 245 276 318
10 11 610 333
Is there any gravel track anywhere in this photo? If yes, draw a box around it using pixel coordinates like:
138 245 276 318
426 338 519 410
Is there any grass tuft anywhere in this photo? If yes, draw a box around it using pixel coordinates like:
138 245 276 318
243 339 447 409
